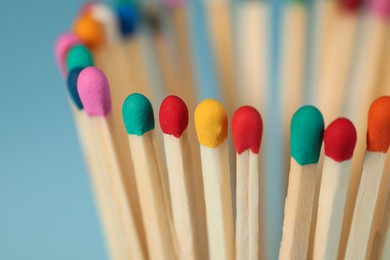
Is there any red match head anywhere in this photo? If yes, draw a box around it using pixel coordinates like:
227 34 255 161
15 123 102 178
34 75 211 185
232 106 263 154
324 118 357 162
159 95 189 138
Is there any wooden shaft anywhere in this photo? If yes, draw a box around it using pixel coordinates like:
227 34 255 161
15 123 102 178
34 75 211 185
345 151 387 259
313 158 351 260
200 142 235 260
279 160 318 260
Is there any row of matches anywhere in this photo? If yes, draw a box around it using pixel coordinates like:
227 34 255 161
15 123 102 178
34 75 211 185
66 64 390 260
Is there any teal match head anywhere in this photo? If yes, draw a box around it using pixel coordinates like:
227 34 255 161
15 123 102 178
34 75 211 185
122 93 155 135
290 106 324 165
66 44 94 72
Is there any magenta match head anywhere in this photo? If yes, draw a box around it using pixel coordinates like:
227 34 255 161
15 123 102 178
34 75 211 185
339 0 363 13
370 0 390 19
324 118 357 162
54 32 82 77
77 67 112 117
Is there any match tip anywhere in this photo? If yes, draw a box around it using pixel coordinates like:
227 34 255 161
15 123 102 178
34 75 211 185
159 96 188 138
339 0 362 12
370 0 390 19
232 106 263 154
54 32 82 76
291 106 324 165
73 14 104 50
195 99 228 148
122 93 154 136
77 67 112 116
324 118 357 162
66 45 94 72
67 67 84 110
116 3 140 36
367 96 390 153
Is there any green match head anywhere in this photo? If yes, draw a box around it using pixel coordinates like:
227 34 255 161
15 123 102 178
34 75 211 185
122 93 155 136
66 45 94 72
290 106 324 165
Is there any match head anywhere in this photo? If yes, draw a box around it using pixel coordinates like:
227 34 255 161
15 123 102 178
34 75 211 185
232 106 263 154
116 3 140 37
291 106 324 165
54 32 82 76
66 45 94 72
194 99 228 148
67 67 84 110
367 96 390 153
370 0 390 18
73 14 104 50
77 67 112 116
122 93 155 136
324 118 357 162
340 0 362 13
159 96 189 138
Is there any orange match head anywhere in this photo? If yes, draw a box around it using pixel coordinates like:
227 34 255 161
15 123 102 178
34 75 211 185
73 14 103 50
367 96 390 153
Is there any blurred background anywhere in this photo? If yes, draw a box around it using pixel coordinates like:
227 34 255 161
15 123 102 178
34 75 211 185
0 1 107 259
1 0 390 259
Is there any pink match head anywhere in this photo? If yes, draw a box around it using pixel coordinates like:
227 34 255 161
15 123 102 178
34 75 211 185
370 0 390 18
77 67 112 117
54 32 82 77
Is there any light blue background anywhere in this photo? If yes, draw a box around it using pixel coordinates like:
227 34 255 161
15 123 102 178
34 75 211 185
0 1 107 259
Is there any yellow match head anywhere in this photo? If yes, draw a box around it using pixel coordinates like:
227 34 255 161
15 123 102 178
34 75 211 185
194 99 228 148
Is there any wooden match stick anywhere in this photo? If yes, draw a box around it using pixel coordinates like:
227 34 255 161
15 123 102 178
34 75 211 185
159 95 200 260
233 106 263 260
313 118 357 260
73 14 147 253
195 99 235 260
164 2 210 258
342 2 390 257
66 68 125 260
279 106 324 260
345 96 390 259
122 93 177 260
77 67 146 260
